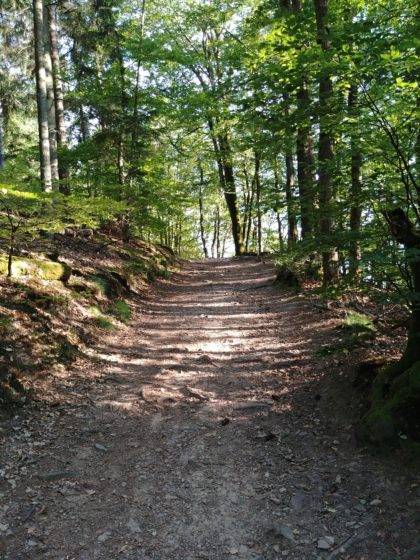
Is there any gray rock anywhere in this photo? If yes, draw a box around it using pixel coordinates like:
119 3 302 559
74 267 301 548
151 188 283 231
317 536 335 550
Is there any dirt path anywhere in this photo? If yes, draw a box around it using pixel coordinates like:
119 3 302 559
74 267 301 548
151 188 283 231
1 258 419 559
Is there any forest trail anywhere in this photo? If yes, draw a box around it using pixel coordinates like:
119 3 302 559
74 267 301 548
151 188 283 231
1 258 419 560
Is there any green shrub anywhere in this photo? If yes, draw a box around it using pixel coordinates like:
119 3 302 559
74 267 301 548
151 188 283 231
109 300 132 323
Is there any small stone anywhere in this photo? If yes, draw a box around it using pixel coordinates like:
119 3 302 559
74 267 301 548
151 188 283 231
40 470 77 481
272 524 296 543
317 536 335 550
97 531 111 543
369 499 382 506
127 518 141 533
94 443 107 452
229 547 239 555
290 494 305 511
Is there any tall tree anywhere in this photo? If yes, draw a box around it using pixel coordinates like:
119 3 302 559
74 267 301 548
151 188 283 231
314 0 337 285
33 0 52 191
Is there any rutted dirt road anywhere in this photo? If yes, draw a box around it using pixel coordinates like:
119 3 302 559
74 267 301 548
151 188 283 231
1 258 419 559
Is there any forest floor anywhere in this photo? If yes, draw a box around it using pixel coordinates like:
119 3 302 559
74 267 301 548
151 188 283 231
1 258 419 560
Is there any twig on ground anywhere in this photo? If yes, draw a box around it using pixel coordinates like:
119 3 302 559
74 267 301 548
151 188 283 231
326 532 363 559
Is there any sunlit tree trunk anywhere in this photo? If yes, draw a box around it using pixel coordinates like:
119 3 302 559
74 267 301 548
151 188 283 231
33 0 52 192
48 2 69 194
43 4 58 185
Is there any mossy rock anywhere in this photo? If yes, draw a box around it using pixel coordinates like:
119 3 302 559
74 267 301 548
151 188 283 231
357 361 420 445
0 256 71 282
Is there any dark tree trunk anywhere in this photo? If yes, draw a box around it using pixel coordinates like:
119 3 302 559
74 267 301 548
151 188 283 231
0 100 5 169
218 133 244 256
383 209 420 369
254 152 262 254
198 165 208 258
358 209 420 446
296 83 315 239
273 167 285 252
313 0 337 286
285 153 298 248
348 84 363 280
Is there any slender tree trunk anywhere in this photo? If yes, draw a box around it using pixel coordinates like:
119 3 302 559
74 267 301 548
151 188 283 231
218 133 244 256
116 46 127 194
129 0 147 186
273 166 285 252
283 94 298 248
242 163 251 241
296 82 315 238
0 100 5 169
254 152 263 254
33 0 52 192
198 165 208 258
285 153 298 248
348 84 363 280
79 106 90 142
314 0 337 286
208 118 243 256
48 2 69 194
43 4 58 185
216 207 221 258
211 206 219 258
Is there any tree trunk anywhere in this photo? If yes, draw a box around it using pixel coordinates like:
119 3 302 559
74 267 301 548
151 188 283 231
313 0 337 286
33 0 52 192
358 209 420 446
0 100 5 169
285 153 298 248
254 152 262 254
296 82 315 239
208 118 244 256
43 4 58 185
384 209 420 369
198 165 208 258
218 133 244 256
273 166 285 252
48 2 69 194
348 84 363 280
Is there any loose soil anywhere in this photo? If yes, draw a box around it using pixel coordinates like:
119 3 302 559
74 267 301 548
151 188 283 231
1 258 419 560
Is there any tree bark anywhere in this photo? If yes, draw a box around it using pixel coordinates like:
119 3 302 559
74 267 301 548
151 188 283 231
273 165 285 252
33 0 52 192
48 1 69 194
0 100 5 169
296 82 315 239
348 84 363 280
43 3 59 185
383 209 420 369
198 165 208 258
285 153 298 248
313 0 337 286
254 152 262 254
